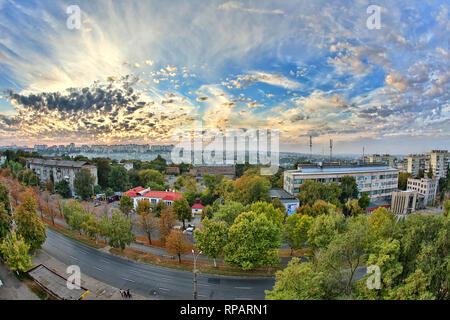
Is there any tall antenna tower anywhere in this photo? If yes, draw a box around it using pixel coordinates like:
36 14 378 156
329 139 333 162
309 136 312 161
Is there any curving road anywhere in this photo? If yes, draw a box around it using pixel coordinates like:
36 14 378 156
42 228 275 300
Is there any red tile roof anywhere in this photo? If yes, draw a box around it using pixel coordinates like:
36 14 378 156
192 203 204 209
123 187 182 201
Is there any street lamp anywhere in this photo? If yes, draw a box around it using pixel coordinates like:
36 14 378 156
192 249 202 300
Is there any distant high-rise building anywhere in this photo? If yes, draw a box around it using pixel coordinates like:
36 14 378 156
406 154 427 177
425 150 450 180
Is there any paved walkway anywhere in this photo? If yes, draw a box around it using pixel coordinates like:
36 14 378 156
0 263 38 300
32 250 150 300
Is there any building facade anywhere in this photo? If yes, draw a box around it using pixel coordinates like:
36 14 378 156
269 188 300 216
425 150 449 180
406 154 427 177
26 158 98 195
283 165 399 202
368 154 397 168
406 177 438 206
122 186 182 209
391 191 417 215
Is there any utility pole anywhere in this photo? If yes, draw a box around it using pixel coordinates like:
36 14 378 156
192 249 202 300
329 139 333 162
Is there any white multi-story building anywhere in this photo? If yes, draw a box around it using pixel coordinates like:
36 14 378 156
369 154 397 168
425 150 449 180
407 177 438 206
406 154 427 177
283 165 399 201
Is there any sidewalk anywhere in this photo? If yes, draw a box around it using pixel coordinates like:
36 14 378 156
32 250 151 300
0 263 39 300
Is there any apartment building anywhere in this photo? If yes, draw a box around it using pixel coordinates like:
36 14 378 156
368 154 397 168
283 165 399 201
407 177 438 206
189 166 236 182
391 190 417 215
26 158 98 195
425 150 449 180
406 154 427 177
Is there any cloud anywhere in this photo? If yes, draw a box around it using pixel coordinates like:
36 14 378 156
219 1 284 15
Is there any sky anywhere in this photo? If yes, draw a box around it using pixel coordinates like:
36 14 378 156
0 0 449 154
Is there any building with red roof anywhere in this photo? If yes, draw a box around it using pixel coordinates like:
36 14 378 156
191 198 204 215
122 186 182 209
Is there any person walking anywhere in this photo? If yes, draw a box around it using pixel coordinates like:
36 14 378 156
127 289 132 299
119 289 124 298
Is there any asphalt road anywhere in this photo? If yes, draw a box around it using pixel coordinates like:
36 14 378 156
43 228 275 300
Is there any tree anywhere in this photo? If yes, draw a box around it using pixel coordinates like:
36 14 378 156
166 230 190 263
201 205 213 221
284 213 314 255
224 211 281 270
194 218 228 267
266 258 328 300
297 180 342 208
427 165 434 179
249 201 285 229
0 231 33 273
417 169 424 179
153 200 167 218
55 179 71 198
172 197 192 229
345 199 365 216
213 200 245 226
119 195 134 217
358 192 370 210
74 169 95 200
272 198 286 214
339 176 359 205
230 175 271 205
107 210 135 251
0 181 11 215
306 212 346 251
45 180 54 193
139 169 165 189
81 213 100 242
95 158 111 189
108 165 130 192
159 207 177 245
13 192 47 250
136 201 158 245
395 269 434 300
398 172 411 191
0 202 11 239
296 200 337 217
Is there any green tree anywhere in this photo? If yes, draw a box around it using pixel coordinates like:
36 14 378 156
107 210 135 251
345 199 365 216
394 269 435 300
153 200 167 218
13 193 47 250
74 169 95 200
297 180 342 208
81 213 100 242
95 158 111 189
230 175 271 205
265 258 328 300
339 176 359 205
201 205 214 221
284 213 314 255
249 201 285 229
0 231 33 273
108 165 130 192
172 197 192 229
194 218 228 267
272 197 286 214
306 212 346 250
358 192 370 210
213 200 245 227
55 179 71 198
224 211 281 270
119 195 134 217
139 169 165 189
398 172 411 190
0 203 12 239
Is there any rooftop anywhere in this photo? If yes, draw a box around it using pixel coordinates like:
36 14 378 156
288 166 398 174
123 186 182 201
269 188 298 200
26 158 94 168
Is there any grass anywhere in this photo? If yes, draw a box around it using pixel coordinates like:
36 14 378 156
46 224 107 249
110 247 284 277
278 247 311 258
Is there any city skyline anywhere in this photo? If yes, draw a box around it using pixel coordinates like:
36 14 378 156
0 0 449 154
